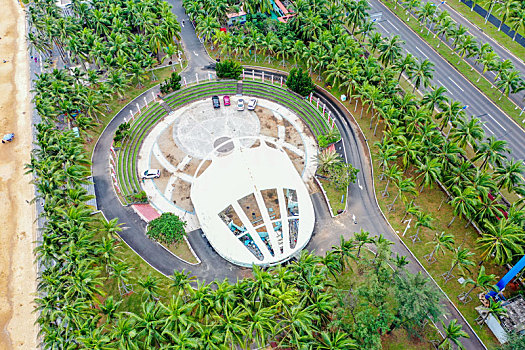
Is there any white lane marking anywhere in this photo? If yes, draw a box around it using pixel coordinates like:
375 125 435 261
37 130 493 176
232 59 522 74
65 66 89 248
193 51 199 56
415 46 429 58
405 48 411 55
490 71 496 76
378 22 390 34
486 113 507 131
181 21 185 28
387 20 399 31
448 77 464 92
484 124 495 135
437 79 448 89
358 179 363 190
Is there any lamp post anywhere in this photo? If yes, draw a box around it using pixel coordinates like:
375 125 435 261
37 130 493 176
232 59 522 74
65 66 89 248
446 104 468 140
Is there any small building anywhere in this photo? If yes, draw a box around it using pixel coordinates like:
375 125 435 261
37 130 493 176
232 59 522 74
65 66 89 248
226 8 247 27
271 0 296 23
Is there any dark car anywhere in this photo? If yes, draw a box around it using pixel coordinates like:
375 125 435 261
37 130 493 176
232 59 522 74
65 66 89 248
212 95 220 108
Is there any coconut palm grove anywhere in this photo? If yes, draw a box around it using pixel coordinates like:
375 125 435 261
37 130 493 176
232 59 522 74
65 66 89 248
24 0 525 348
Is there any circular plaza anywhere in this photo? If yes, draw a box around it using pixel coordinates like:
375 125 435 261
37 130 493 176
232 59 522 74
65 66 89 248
137 94 319 267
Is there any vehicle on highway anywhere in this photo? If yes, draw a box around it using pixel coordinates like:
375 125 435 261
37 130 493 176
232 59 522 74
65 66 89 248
248 98 257 110
212 95 220 108
142 169 161 179
223 95 231 106
237 98 244 111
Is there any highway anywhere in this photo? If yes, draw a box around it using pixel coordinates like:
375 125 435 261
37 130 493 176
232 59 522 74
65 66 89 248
424 0 525 108
367 0 525 162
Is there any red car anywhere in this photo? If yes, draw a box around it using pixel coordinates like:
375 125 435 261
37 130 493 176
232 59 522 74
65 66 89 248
223 95 231 106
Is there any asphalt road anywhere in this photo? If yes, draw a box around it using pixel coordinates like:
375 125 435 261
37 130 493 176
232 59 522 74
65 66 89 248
368 0 525 164
423 0 525 107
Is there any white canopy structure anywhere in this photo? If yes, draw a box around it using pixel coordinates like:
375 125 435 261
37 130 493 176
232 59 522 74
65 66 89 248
191 137 315 267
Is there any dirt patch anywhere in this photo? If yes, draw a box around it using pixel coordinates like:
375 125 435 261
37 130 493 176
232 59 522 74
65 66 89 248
149 157 170 193
261 189 281 220
171 178 194 212
157 125 186 167
195 159 211 177
0 1 38 348
255 106 280 138
182 157 201 177
283 118 304 152
238 194 262 224
284 148 305 175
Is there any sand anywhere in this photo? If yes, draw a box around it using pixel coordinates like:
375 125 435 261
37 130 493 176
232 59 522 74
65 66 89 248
0 0 38 349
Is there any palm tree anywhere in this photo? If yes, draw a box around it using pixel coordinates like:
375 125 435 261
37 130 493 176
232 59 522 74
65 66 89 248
448 186 480 227
196 15 219 43
495 0 520 31
495 70 524 100
396 135 422 170
443 247 475 282
473 136 509 170
405 0 421 22
354 229 374 258
378 35 404 66
417 2 437 33
388 177 417 211
435 17 454 45
393 53 416 81
424 231 455 264
436 100 466 131
477 219 524 265
455 35 479 64
450 24 468 50
450 116 485 149
510 8 525 41
382 164 403 197
410 58 435 93
477 299 508 327
458 266 497 303
368 32 383 55
317 331 358 349
494 159 524 192
416 157 442 192
437 319 470 349
411 211 435 242
422 86 448 113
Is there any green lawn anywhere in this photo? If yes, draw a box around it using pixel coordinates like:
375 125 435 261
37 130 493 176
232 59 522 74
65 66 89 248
381 0 524 129
445 0 525 58
85 65 183 158
319 178 347 216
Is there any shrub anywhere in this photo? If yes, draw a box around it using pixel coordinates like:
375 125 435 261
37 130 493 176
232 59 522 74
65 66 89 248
328 162 359 191
130 190 148 203
215 60 243 80
160 72 182 94
113 122 131 144
286 67 314 96
147 212 187 245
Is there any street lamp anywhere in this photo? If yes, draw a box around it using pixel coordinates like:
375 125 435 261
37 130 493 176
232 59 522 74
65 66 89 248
446 104 468 139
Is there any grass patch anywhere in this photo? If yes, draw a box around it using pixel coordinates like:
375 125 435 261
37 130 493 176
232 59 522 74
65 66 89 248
382 0 524 129
445 0 525 57
340 93 504 349
165 239 199 264
319 178 347 215
85 65 183 158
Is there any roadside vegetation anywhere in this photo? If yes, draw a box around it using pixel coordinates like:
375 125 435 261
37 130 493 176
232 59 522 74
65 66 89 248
190 0 525 346
379 0 524 125
446 0 525 57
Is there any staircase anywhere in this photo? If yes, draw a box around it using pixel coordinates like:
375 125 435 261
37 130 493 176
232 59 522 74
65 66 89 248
236 80 243 96
158 98 174 114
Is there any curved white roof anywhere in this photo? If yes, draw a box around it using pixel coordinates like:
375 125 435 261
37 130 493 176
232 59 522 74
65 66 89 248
190 137 315 267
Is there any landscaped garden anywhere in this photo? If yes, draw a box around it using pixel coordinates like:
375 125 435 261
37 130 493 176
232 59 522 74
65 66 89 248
26 0 525 348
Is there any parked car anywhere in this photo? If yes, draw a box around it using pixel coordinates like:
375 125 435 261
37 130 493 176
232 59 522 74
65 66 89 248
247 98 257 110
223 95 231 106
237 98 244 111
2 133 14 143
212 95 220 108
142 169 161 179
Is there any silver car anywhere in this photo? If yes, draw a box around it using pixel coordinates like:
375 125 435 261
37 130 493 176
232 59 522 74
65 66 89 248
142 169 161 179
247 98 257 110
237 98 244 111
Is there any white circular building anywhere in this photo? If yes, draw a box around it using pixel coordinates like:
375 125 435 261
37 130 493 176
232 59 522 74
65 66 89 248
191 137 315 267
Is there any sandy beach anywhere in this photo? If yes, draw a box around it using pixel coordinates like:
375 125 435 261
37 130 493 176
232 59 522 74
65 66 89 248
0 0 38 348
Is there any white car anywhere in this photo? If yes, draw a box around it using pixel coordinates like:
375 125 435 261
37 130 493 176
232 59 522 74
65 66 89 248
247 98 257 110
237 98 244 111
142 169 160 179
